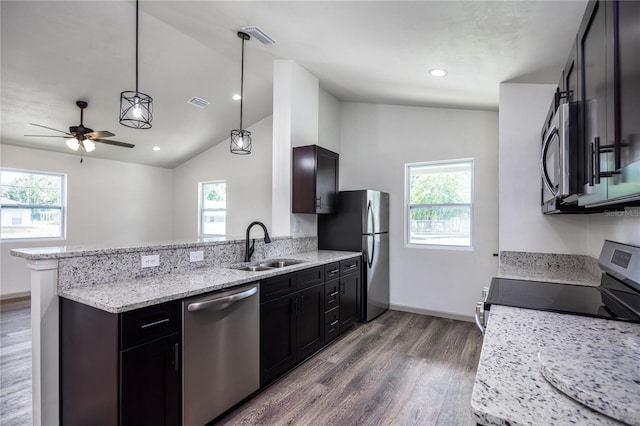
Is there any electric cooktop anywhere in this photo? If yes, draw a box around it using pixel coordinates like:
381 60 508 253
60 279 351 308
485 241 640 324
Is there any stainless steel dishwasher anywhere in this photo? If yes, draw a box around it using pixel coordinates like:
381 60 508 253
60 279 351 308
182 283 259 426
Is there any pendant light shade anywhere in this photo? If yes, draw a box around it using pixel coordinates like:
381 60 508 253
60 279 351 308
120 0 153 129
230 32 252 155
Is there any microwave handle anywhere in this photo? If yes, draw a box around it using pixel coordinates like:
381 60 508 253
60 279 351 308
540 126 559 196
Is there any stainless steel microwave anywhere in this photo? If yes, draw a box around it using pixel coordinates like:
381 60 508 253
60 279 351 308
540 101 583 214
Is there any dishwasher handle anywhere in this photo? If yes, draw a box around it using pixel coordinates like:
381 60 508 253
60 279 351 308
187 286 258 312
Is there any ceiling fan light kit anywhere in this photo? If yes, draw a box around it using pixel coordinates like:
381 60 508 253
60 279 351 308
119 0 153 129
230 31 252 155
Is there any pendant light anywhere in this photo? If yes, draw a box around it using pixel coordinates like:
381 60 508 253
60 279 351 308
230 32 252 155
119 0 153 129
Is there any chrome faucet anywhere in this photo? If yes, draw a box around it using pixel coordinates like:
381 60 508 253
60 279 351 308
244 221 271 262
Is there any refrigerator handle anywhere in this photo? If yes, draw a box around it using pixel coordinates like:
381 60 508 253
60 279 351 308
366 201 376 268
367 200 376 234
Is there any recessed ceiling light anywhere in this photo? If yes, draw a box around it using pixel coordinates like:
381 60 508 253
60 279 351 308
232 94 241 101
152 146 160 151
429 69 448 77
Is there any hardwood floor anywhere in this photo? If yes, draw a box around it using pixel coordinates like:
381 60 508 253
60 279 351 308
219 310 482 425
0 304 32 426
0 308 481 426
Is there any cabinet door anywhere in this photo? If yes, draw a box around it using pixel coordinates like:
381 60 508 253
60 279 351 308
316 148 339 214
339 273 360 332
608 0 640 202
579 0 614 205
296 283 325 360
260 295 296 385
120 333 180 426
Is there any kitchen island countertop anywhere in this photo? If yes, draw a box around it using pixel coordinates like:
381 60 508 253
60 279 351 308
471 305 640 426
59 250 361 313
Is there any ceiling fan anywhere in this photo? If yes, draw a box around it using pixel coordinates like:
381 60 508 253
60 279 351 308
26 100 135 154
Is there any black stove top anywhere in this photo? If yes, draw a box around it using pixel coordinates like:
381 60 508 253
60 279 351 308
485 276 640 323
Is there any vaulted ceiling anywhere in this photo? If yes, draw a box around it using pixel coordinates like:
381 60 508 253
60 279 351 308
1 1 587 168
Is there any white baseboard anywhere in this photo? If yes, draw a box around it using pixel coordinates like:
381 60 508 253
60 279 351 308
0 291 31 301
390 303 474 323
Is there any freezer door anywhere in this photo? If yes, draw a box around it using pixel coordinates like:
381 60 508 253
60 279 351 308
365 190 389 234
363 233 390 321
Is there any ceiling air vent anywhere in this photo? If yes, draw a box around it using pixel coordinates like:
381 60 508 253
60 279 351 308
242 26 278 45
187 97 210 109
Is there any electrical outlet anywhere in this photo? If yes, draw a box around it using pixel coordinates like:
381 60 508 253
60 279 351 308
141 254 160 268
190 251 204 262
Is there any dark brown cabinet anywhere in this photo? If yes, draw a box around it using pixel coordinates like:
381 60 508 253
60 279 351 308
260 267 325 386
578 0 640 206
292 145 339 214
339 258 361 332
120 333 180 426
61 299 181 426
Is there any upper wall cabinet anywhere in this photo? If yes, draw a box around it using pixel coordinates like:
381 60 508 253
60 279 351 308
578 0 640 207
292 145 339 214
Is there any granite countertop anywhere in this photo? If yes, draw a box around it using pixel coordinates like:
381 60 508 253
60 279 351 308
58 250 360 313
10 235 292 260
498 251 602 286
471 305 640 426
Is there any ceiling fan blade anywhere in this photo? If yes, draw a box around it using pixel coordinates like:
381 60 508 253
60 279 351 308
29 123 72 135
85 130 115 139
93 139 135 148
24 134 69 138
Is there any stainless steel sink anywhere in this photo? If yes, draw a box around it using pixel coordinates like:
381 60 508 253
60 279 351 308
230 258 307 271
234 265 275 272
257 259 306 268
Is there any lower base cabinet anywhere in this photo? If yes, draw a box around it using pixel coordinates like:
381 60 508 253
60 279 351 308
60 298 181 426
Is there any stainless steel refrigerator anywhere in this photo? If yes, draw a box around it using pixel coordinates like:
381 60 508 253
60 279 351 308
318 190 390 322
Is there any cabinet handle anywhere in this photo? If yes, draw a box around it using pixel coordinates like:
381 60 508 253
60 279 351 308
330 320 339 327
594 137 601 185
316 197 322 208
346 264 357 270
140 318 170 330
172 343 179 373
328 269 339 275
329 291 339 297
339 282 345 294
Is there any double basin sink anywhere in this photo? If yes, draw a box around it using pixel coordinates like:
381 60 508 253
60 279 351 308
231 259 307 272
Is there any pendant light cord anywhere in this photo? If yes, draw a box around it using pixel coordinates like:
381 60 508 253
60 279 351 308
239 35 245 130
135 0 139 96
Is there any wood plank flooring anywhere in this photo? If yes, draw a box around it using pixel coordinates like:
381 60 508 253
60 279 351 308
218 310 482 425
0 304 32 426
0 307 482 426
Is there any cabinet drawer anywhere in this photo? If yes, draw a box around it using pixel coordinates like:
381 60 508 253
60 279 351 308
120 301 180 350
261 272 297 302
324 279 340 312
324 262 340 280
297 266 324 290
340 257 361 275
324 307 340 343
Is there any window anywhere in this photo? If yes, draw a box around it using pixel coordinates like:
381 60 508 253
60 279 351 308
199 181 226 236
405 159 473 248
1 169 66 240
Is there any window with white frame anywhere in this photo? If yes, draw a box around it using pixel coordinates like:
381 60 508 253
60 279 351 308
1 169 66 240
405 159 473 247
199 181 226 236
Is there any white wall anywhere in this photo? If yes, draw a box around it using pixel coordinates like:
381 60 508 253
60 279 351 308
1 144 173 297
339 103 499 318
587 210 640 257
271 60 319 238
318 89 341 154
172 116 273 240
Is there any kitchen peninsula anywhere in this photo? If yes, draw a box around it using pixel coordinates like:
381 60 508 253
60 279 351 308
11 236 360 425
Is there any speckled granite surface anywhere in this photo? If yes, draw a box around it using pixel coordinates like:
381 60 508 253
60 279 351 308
498 251 601 286
471 305 639 426
12 237 317 290
539 340 640 426
58 250 360 313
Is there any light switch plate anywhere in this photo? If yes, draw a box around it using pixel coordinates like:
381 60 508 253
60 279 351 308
141 254 160 268
190 251 204 262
